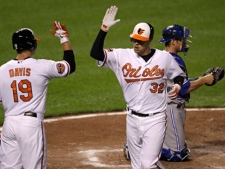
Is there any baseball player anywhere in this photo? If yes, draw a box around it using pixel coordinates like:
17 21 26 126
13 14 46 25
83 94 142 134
0 21 76 168
90 6 185 169
158 24 214 162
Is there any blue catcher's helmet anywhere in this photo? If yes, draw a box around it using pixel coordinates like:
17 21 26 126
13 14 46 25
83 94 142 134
159 24 192 56
159 24 184 43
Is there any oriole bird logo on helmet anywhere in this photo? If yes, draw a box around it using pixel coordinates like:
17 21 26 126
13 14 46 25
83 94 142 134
137 28 145 35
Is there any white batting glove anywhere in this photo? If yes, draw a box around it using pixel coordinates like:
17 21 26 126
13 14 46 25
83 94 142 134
50 21 69 44
168 84 181 99
101 6 120 32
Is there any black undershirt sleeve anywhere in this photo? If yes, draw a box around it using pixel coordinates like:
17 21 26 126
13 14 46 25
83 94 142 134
90 29 107 62
63 50 76 74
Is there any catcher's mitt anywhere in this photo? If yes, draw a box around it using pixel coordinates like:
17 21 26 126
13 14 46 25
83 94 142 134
202 67 224 86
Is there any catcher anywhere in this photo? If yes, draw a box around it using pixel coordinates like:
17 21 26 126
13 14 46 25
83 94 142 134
124 24 224 162
159 24 224 162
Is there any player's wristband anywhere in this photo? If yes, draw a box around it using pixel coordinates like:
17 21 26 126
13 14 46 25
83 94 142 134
60 37 69 44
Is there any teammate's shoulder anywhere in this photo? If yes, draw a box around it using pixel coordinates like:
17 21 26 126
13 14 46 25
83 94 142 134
124 48 135 53
153 48 167 53
154 49 172 56
0 60 17 68
36 58 54 63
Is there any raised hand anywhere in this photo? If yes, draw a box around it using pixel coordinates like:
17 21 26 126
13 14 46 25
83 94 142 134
101 6 120 32
50 21 69 44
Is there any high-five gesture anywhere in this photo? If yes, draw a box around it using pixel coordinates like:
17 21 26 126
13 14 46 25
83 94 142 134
50 21 69 44
101 6 120 32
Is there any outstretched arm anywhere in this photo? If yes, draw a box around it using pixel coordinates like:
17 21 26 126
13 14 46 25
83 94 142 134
90 6 120 61
50 21 76 74
187 74 213 93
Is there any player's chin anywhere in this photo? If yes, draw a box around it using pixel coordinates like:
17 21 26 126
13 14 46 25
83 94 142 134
134 48 141 55
135 51 143 56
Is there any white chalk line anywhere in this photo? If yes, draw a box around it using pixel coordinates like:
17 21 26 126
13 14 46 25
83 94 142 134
44 107 225 123
0 108 224 129
44 111 126 123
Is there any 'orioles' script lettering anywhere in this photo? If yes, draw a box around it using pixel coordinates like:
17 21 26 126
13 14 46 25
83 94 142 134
122 63 164 83
9 68 31 77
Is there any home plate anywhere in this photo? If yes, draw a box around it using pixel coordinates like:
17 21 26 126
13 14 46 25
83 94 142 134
79 148 131 168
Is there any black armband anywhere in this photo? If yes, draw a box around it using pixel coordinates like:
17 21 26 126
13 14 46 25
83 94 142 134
63 50 76 74
174 76 184 86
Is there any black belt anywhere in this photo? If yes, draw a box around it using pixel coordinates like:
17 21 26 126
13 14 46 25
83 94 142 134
24 112 37 118
131 110 160 117
177 104 185 109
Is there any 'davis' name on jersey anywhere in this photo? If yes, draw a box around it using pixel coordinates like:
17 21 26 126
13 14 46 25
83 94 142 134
122 63 164 83
9 68 31 77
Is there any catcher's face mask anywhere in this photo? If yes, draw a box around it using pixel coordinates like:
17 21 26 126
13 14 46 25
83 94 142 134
181 27 193 56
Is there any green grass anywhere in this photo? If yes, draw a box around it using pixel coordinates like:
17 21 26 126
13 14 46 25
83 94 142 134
0 0 225 124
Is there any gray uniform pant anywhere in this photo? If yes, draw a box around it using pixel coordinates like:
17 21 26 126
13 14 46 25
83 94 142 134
163 103 187 152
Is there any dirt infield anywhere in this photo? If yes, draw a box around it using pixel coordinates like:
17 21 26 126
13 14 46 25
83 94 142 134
45 109 225 169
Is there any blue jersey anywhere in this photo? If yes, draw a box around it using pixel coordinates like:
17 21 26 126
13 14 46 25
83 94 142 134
170 52 190 100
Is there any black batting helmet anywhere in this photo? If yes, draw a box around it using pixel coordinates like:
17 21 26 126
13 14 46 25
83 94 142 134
12 28 40 53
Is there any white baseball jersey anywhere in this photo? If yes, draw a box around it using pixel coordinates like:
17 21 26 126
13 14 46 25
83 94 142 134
0 58 70 119
99 48 183 114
